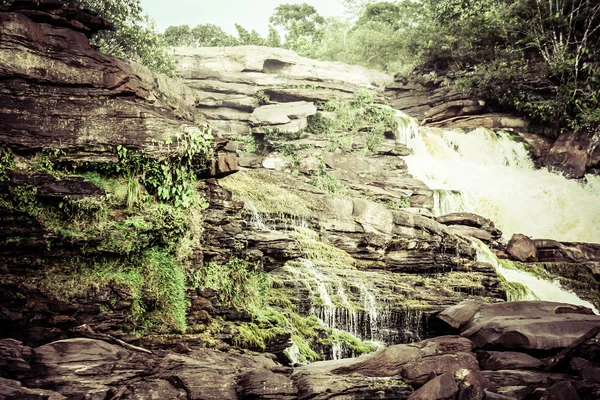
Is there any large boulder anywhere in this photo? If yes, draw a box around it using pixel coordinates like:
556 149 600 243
544 124 600 178
461 301 600 351
506 234 538 262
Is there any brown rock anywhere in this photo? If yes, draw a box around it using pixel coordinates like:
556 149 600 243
0 377 66 400
540 381 580 400
437 300 484 329
544 124 599 179
482 370 571 388
409 373 458 400
507 234 538 262
477 351 545 371
461 301 600 351
210 152 240 179
237 370 297 399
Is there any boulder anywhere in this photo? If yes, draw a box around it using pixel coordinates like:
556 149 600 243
409 373 458 400
436 213 502 238
437 300 485 329
540 381 580 400
477 351 545 371
174 46 393 89
544 124 600 178
461 301 600 351
534 240 600 263
506 234 538 262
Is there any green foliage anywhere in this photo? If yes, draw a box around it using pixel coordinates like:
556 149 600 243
41 249 188 332
255 90 271 105
308 91 396 152
65 0 175 75
310 161 348 195
270 3 326 57
192 258 272 310
164 24 238 47
117 127 213 208
0 147 15 182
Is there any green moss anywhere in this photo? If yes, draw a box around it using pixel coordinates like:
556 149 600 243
290 227 355 269
233 322 288 351
220 171 311 217
289 334 321 363
497 274 539 301
0 147 15 182
192 258 272 311
42 248 188 332
329 331 377 355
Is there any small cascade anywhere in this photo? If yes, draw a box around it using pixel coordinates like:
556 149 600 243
245 200 308 231
396 111 600 242
433 189 467 217
471 239 598 313
284 260 424 360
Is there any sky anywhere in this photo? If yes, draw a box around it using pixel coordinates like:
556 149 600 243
140 0 347 35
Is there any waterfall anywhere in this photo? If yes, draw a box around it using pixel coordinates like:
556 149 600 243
284 260 423 360
471 238 598 313
397 111 600 243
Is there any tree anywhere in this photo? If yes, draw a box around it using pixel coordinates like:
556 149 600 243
269 3 326 56
164 25 194 46
235 24 266 46
191 24 238 46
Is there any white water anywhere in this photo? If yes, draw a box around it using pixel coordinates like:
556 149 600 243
398 112 600 243
471 239 598 313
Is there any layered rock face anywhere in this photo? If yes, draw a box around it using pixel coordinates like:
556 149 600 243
2 3 600 400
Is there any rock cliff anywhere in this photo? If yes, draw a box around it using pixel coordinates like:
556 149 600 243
1 3 600 400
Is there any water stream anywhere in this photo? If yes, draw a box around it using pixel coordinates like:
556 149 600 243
397 111 600 243
397 111 600 311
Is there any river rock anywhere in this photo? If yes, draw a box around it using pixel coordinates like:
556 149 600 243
461 301 600 351
534 240 600 263
437 300 485 329
544 124 600 178
477 351 546 371
506 234 538 262
408 373 458 400
540 381 580 400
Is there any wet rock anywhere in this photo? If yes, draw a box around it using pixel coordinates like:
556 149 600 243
436 213 502 239
477 351 545 371
544 124 599 179
540 381 580 400
409 373 458 400
437 300 484 330
462 301 600 351
507 234 538 262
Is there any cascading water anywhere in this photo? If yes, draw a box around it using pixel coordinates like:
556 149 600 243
284 260 423 360
397 111 600 243
471 239 599 313
397 110 599 311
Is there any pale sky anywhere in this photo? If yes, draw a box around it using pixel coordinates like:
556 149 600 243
140 0 347 35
